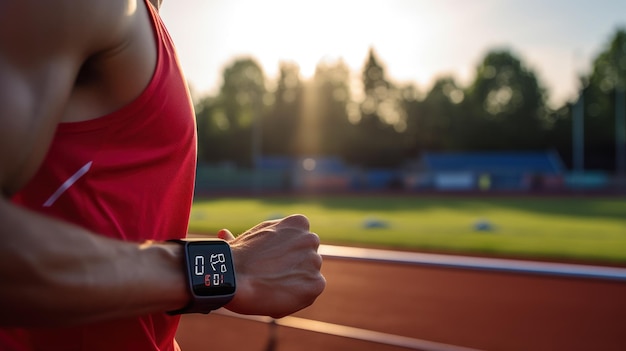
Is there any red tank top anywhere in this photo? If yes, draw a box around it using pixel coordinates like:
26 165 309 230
2 1 196 350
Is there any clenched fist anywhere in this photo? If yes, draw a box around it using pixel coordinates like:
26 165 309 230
218 214 326 318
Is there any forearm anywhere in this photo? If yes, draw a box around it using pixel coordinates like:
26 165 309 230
0 198 188 327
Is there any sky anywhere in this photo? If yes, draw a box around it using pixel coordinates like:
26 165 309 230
160 0 626 108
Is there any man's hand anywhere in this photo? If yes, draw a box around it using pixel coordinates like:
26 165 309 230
218 214 326 318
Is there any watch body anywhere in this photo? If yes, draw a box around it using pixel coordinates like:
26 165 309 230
168 239 236 314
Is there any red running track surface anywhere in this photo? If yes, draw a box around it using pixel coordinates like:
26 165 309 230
176 256 626 351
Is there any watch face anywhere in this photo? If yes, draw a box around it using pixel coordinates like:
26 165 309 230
186 241 236 297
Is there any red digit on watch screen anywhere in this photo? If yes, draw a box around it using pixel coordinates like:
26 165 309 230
204 274 211 287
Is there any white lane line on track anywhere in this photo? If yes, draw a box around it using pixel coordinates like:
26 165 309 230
214 309 482 351
319 245 626 282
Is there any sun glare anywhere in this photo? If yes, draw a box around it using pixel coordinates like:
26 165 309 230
248 0 442 85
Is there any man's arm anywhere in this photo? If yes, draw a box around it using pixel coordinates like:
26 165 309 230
0 199 188 326
0 0 189 327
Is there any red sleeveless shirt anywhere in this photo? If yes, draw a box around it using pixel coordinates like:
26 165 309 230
2 1 196 350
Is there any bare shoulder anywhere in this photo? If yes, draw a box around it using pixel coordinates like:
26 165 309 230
0 0 137 56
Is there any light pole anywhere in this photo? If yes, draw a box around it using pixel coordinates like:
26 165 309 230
252 98 263 194
572 88 584 173
572 51 585 174
616 86 626 180
613 35 626 185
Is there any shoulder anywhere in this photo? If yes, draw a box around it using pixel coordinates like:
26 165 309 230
0 0 139 58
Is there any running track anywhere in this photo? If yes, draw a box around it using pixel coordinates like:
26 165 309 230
176 245 626 351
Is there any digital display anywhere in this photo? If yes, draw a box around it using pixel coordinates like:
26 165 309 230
186 241 236 297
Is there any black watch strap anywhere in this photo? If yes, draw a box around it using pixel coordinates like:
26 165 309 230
167 294 234 315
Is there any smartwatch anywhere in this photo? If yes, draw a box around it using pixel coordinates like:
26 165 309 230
168 239 237 315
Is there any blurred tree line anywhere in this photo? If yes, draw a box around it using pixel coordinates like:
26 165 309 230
194 28 626 171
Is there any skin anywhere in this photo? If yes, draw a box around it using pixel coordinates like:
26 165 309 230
0 0 325 327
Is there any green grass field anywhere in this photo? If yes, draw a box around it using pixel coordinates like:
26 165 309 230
189 195 626 264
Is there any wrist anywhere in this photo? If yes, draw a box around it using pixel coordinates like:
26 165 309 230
223 244 261 315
